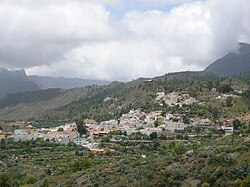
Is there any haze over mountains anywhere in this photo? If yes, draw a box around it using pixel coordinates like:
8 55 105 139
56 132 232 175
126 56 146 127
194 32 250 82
28 75 110 90
0 68 110 97
0 68 40 97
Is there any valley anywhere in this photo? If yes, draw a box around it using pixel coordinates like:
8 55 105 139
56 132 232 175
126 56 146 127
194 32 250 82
1 69 250 186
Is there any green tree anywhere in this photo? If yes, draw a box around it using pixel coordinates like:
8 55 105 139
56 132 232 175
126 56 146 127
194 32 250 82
154 120 161 127
226 96 233 107
76 120 88 137
233 119 242 130
217 84 233 93
150 132 158 140
183 115 190 124
212 107 219 120
243 89 250 99
207 81 214 91
57 127 64 132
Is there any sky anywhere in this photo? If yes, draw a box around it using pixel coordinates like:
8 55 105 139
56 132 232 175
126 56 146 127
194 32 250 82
0 0 249 81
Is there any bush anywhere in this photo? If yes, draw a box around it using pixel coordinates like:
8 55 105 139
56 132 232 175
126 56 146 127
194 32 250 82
214 177 225 187
39 179 49 187
69 159 91 172
207 154 234 165
217 84 233 93
201 183 210 187
233 177 250 187
171 169 187 181
0 173 10 187
168 142 186 156
227 165 250 180
23 175 37 184
200 168 213 183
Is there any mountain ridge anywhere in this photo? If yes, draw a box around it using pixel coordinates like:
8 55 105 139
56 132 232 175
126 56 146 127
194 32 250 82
28 75 110 89
0 71 220 121
0 68 111 97
205 42 250 76
0 68 40 97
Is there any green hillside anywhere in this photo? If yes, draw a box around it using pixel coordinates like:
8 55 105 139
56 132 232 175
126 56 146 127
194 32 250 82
0 88 89 121
0 70 249 122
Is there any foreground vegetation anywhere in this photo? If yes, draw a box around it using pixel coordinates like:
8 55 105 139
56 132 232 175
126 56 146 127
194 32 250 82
1 121 250 186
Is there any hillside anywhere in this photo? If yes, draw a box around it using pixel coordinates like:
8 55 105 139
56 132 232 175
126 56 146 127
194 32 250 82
0 88 63 109
205 42 250 76
0 88 89 121
60 71 223 120
1 70 249 122
28 75 110 89
0 71 218 121
0 68 40 97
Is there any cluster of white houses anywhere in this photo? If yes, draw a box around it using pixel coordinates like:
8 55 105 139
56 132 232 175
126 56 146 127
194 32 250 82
155 92 196 106
10 92 234 146
11 106 235 146
11 106 235 147
13 123 96 148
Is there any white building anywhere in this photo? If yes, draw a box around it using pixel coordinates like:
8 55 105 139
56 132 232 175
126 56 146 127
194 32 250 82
161 122 187 132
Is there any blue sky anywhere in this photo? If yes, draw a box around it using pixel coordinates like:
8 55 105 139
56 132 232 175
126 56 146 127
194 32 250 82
106 1 181 19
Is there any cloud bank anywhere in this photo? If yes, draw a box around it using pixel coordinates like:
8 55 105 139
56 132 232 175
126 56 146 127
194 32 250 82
0 0 249 81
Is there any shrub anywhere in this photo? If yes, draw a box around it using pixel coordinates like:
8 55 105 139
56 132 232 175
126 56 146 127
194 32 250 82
69 159 92 172
201 183 210 187
233 177 250 187
207 154 234 165
171 169 187 181
227 165 250 180
0 173 10 187
39 179 49 187
23 175 37 184
168 142 186 156
213 166 224 179
214 177 225 187
200 168 213 183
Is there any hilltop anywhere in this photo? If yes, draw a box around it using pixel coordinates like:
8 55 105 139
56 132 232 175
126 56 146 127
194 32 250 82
205 42 250 76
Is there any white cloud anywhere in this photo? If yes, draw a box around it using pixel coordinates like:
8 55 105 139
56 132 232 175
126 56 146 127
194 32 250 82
0 0 114 68
1 0 250 81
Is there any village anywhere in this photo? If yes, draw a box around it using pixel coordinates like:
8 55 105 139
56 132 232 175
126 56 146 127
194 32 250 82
0 91 235 154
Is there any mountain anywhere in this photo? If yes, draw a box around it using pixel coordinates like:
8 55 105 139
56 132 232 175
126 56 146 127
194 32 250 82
28 75 110 89
0 71 220 121
0 68 40 97
205 42 250 76
0 68 110 97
